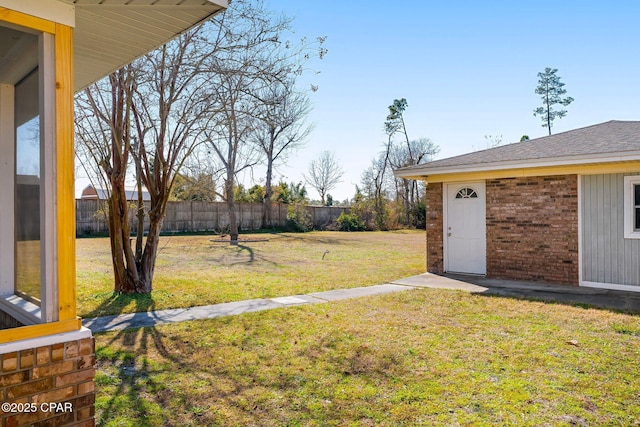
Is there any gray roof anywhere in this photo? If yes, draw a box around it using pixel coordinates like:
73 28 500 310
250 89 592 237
395 121 640 178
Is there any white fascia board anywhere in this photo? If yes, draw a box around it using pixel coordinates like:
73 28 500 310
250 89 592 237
394 151 640 179
0 0 75 27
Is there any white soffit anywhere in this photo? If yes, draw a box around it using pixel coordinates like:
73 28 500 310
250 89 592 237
70 0 227 91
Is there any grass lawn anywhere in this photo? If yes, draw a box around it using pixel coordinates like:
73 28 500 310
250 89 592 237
94 288 640 426
76 230 426 318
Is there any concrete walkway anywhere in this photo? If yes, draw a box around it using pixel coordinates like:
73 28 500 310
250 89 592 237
83 273 640 333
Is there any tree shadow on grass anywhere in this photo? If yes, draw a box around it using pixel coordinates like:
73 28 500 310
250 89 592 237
83 291 157 319
93 319 308 427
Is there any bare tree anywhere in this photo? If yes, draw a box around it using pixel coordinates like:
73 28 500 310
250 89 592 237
75 28 209 293
253 81 313 228
200 0 288 242
200 0 320 241
304 150 344 205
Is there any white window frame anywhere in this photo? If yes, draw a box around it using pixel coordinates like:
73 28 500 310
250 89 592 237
0 27 57 325
623 175 640 239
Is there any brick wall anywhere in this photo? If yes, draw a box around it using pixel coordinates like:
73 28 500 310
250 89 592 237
486 175 578 285
0 337 96 426
425 182 444 274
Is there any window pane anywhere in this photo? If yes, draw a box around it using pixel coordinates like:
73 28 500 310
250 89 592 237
635 184 640 207
636 208 640 231
15 69 41 303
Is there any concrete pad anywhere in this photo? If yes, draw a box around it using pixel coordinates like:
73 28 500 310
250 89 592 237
270 296 309 305
308 284 410 301
83 272 640 334
84 298 285 333
393 273 489 292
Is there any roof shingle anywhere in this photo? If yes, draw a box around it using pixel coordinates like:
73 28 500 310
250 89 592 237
395 120 640 177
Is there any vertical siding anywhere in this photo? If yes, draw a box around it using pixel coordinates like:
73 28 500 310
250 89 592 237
582 173 640 286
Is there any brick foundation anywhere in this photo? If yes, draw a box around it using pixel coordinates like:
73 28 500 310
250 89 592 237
426 182 444 274
486 175 578 285
0 333 95 426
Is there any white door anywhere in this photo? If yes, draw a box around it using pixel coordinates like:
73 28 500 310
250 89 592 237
445 182 486 275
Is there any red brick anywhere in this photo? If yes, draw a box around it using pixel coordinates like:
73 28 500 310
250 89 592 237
65 341 79 359
7 378 54 398
78 339 94 357
55 369 94 387
52 344 64 362
2 352 18 372
30 411 74 427
74 405 95 421
77 380 95 396
32 385 75 403
19 349 34 369
425 182 444 274
76 356 95 371
0 371 29 387
426 175 578 285
70 393 95 410
32 361 75 379
36 346 51 366
68 419 96 427
486 175 578 285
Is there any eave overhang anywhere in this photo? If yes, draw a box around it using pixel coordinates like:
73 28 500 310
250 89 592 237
394 151 640 182
0 0 228 91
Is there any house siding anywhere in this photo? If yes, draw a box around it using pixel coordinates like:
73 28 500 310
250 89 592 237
426 182 444 274
486 175 579 285
582 173 640 287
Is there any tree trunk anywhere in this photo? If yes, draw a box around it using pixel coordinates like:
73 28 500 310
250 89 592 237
225 177 239 244
262 156 274 229
109 179 142 293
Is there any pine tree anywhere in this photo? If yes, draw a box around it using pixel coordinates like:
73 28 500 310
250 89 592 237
533 67 574 135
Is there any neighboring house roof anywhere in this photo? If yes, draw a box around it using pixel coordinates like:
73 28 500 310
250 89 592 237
395 120 640 179
81 185 151 202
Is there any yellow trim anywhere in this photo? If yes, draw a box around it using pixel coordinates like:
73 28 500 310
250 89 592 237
425 162 640 183
0 7 56 34
0 318 81 344
55 23 76 321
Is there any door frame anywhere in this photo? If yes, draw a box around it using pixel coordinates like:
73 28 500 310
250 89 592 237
443 181 487 275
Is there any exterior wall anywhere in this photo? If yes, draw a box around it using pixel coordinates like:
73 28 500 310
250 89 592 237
486 175 579 285
425 182 444 274
0 334 95 426
582 173 640 287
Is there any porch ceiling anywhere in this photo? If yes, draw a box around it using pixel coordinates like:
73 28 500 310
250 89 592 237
66 0 227 91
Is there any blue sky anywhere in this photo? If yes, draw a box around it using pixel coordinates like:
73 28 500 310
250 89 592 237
260 0 640 201
74 1 640 202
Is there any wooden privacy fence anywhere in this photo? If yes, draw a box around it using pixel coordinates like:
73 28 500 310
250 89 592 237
76 199 349 236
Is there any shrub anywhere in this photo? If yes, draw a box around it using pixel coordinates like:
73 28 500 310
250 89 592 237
336 212 365 231
286 203 313 232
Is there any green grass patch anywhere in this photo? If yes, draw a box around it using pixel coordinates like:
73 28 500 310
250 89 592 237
94 289 640 426
77 231 425 317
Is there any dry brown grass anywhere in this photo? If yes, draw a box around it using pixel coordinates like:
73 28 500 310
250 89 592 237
95 288 640 426
77 230 425 317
